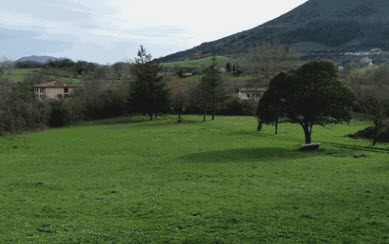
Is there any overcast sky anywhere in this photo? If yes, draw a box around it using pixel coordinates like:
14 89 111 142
0 0 308 64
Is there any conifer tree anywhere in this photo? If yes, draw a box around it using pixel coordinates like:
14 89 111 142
129 46 169 120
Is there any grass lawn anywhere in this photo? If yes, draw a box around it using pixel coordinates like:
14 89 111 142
0 115 388 243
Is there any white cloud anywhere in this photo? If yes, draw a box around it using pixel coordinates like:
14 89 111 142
0 0 307 63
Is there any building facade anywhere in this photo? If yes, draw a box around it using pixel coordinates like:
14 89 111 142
34 81 77 100
237 87 267 100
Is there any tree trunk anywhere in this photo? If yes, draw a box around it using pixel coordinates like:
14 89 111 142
275 118 279 134
211 97 216 121
177 114 182 123
302 124 312 144
257 119 263 131
203 109 206 122
149 112 153 121
373 117 383 146
373 124 379 146
155 113 158 119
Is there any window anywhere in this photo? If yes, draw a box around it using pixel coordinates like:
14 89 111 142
247 93 251 98
64 88 69 93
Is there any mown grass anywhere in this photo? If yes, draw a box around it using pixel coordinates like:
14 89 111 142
162 56 231 68
0 115 388 243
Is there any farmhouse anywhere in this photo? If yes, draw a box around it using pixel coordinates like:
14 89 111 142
34 81 76 100
237 87 267 100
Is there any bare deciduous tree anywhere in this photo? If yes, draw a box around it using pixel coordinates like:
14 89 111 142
349 64 389 146
165 75 187 122
245 42 298 87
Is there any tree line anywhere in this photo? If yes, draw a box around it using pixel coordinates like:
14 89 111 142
1 44 388 147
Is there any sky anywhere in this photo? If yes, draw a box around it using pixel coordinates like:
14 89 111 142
0 0 308 64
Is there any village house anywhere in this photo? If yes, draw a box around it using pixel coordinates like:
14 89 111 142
34 81 77 100
237 87 267 100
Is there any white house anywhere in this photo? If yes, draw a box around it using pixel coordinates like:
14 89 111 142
237 87 267 100
34 81 76 100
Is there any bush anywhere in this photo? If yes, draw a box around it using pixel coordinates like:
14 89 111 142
348 126 389 142
0 78 50 134
48 100 66 128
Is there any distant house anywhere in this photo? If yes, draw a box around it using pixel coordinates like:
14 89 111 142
33 81 76 100
237 87 267 100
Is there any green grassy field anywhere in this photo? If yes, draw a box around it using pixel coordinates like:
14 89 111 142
183 75 253 83
5 68 41 82
5 68 82 83
162 56 231 68
0 115 388 243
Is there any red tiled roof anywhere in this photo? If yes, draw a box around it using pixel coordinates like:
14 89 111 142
239 87 267 92
33 81 77 88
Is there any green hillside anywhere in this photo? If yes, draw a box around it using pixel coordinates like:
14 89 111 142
162 56 231 68
0 115 388 242
159 0 389 62
5 68 41 82
5 68 83 83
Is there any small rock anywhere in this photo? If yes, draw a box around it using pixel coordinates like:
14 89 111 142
354 154 367 159
228 218 239 224
301 214 313 219
300 143 320 151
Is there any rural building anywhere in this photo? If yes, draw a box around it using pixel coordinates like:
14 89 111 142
34 81 76 100
237 87 267 100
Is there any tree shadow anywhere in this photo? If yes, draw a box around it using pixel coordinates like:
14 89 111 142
78 116 135 126
128 116 204 128
179 147 317 164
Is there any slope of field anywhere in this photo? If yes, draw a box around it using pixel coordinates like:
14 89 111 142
0 115 388 243
5 68 82 83
162 56 231 68
5 68 41 82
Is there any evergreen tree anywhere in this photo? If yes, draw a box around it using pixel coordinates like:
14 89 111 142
197 57 230 121
129 46 169 120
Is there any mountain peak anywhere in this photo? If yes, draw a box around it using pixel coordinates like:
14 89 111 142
16 55 59 63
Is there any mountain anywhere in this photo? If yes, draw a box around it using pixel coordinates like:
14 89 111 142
159 0 389 62
16 55 59 63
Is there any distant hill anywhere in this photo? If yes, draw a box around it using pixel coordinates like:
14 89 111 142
159 0 389 62
16 55 59 63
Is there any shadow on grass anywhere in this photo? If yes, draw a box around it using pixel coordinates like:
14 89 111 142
129 116 205 128
228 130 389 154
179 147 316 164
78 115 215 129
80 115 175 127
79 116 134 126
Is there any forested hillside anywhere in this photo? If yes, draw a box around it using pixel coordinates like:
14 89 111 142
159 0 389 62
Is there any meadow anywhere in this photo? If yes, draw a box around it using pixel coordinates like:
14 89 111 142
162 56 231 68
5 68 41 82
0 115 388 243
5 68 82 83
